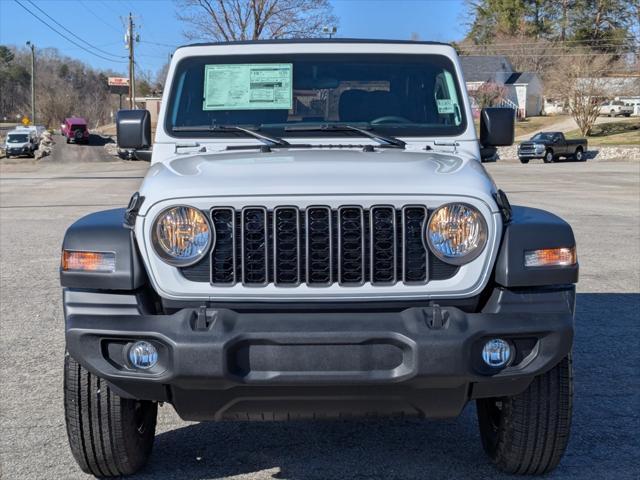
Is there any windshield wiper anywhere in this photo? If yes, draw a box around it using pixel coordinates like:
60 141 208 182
284 124 406 149
172 124 289 147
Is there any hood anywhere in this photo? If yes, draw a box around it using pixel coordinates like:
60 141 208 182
137 149 497 214
6 141 29 148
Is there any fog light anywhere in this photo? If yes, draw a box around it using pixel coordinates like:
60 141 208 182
482 339 511 368
128 341 158 369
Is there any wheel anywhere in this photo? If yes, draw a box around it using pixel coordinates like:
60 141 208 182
66 137 70 144
477 354 573 475
519 157 529 164
624 113 631 117
543 150 554 163
64 354 157 477
573 147 585 162
609 109 614 117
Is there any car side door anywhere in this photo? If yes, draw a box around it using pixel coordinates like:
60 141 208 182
551 133 566 154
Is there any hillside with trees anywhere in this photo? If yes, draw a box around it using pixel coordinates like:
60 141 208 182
0 45 164 128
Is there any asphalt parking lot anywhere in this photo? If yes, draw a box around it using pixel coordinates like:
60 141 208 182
1 138 639 479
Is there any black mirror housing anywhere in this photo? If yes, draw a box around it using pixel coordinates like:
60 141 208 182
116 109 151 149
480 108 514 147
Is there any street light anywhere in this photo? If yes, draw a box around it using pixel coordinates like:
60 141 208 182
26 41 35 124
322 26 337 39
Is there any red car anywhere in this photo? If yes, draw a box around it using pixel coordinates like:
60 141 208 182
61 117 89 144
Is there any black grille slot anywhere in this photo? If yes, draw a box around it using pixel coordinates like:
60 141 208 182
241 207 268 285
402 206 428 283
273 207 300 285
180 204 461 286
306 206 332 285
338 206 365 285
370 206 397 285
210 208 236 284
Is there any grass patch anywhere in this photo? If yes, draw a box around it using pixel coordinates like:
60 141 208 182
565 120 640 146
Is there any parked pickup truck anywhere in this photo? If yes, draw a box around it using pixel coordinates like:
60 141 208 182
60 39 578 477
518 131 587 163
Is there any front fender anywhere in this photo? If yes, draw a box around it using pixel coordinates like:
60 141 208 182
494 206 578 287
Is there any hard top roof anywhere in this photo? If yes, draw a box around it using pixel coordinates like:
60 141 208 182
65 117 87 124
176 38 451 50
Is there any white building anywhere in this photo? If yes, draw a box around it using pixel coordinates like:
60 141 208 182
460 56 544 118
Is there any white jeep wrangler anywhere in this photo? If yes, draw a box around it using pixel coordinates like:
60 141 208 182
61 40 578 477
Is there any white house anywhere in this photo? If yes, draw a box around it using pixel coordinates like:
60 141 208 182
460 55 544 117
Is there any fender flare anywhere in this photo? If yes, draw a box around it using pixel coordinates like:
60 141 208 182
60 208 147 290
494 206 578 287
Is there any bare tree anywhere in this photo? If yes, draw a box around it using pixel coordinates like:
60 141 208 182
0 45 121 128
457 34 561 82
546 51 617 136
469 82 508 109
177 0 337 41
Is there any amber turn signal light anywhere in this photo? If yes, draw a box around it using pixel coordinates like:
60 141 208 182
62 250 116 273
524 247 576 268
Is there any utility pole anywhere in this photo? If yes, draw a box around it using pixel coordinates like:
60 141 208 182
26 41 35 124
126 13 137 109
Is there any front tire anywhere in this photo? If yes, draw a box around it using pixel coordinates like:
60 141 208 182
477 354 573 475
519 157 529 164
64 354 157 477
544 150 554 163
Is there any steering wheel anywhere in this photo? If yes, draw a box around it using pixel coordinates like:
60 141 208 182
370 116 412 125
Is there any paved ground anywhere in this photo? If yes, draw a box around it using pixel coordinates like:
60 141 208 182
1 138 639 479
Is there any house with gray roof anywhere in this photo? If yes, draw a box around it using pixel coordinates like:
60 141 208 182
460 55 544 117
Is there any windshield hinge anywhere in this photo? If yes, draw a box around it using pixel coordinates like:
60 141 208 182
431 141 459 153
175 142 205 154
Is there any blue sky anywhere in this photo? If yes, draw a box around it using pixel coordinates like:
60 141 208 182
0 0 467 77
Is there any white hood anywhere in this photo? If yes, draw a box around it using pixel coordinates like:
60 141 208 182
137 149 498 215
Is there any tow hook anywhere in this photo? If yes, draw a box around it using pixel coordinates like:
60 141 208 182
424 304 449 329
193 305 218 331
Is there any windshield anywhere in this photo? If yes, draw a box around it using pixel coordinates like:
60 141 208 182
531 133 554 142
166 54 467 138
7 134 29 143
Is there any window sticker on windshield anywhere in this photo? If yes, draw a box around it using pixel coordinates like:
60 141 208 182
203 63 293 111
436 99 455 114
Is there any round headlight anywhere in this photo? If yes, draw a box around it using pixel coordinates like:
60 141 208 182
152 206 213 266
425 203 487 265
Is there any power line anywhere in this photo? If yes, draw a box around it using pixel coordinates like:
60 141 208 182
140 40 178 49
14 0 127 63
24 0 126 60
461 44 638 53
460 37 637 48
462 52 639 57
79 0 122 33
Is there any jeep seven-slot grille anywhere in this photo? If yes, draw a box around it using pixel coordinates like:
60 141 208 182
181 206 459 286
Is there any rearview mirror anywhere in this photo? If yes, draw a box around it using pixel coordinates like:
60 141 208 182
480 108 514 147
116 109 151 149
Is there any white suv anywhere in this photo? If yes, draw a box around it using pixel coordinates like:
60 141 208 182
60 39 578 477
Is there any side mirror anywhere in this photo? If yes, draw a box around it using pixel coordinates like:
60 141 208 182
116 109 151 149
480 107 514 147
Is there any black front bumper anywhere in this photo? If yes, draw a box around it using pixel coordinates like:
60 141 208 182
64 286 575 420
